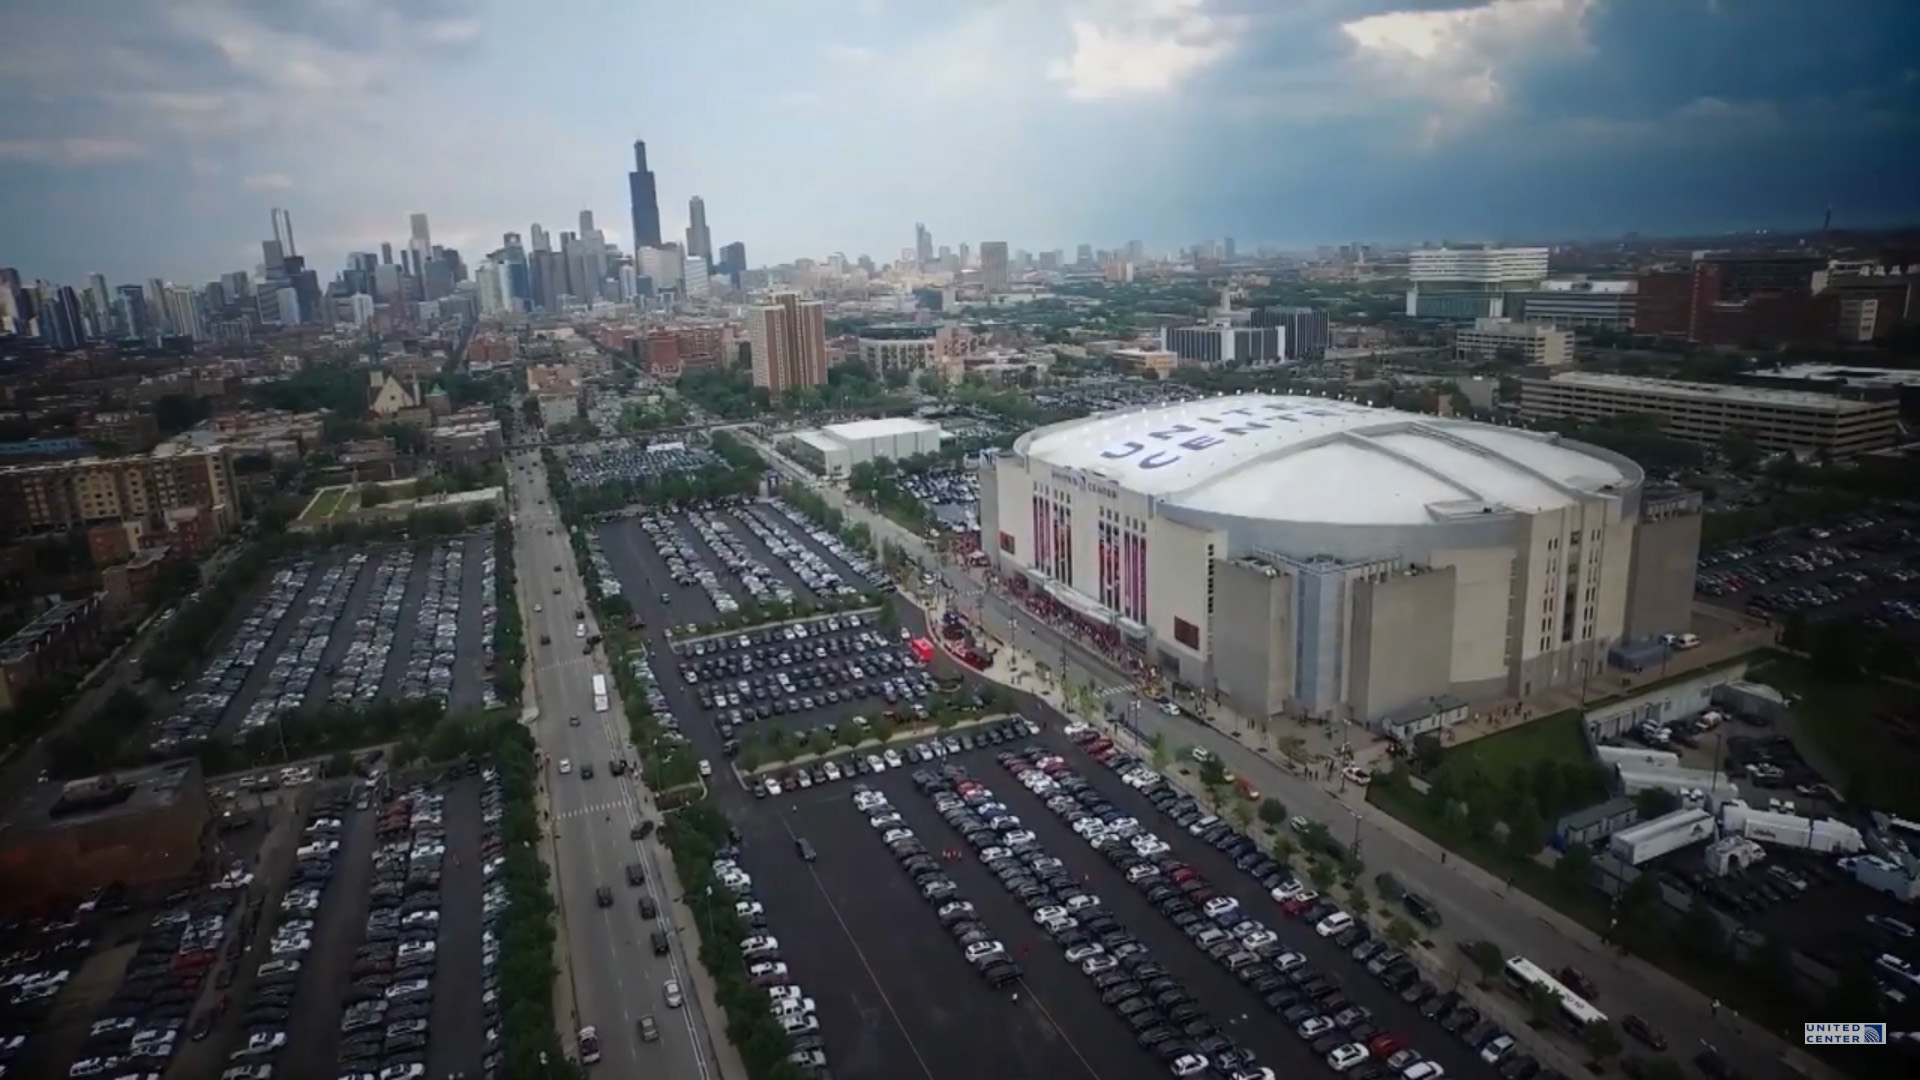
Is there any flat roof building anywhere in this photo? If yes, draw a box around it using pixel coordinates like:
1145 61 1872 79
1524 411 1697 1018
1518 372 1900 458
1455 318 1574 367
785 417 943 478
0 759 212 910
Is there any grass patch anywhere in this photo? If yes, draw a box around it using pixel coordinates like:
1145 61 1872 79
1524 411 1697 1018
299 487 347 523
1448 708 1589 782
1747 651 1920 817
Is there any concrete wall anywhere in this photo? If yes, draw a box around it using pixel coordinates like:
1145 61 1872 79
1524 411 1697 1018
1211 560 1295 719
1147 516 1217 684
1350 567 1457 721
1584 660 1750 740
1626 509 1704 640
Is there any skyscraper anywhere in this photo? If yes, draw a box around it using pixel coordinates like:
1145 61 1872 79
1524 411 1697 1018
628 140 662 251
529 224 551 253
271 208 297 258
915 223 933 270
578 210 596 237
409 213 432 246
685 197 713 265
980 241 1010 292
746 292 829 395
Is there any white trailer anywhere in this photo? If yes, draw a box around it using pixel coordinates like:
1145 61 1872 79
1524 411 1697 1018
1607 808 1717 865
1720 800 1863 854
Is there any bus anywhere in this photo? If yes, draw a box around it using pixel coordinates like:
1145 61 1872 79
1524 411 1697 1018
1502 956 1606 1031
591 674 609 714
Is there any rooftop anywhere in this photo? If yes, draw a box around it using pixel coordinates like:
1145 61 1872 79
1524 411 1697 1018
1531 371 1895 413
1019 394 1635 522
1 759 202 834
0 595 99 666
821 417 942 442
1750 364 1920 389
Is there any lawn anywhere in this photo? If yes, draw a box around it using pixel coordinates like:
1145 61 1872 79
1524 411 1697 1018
299 487 348 523
1746 652 1920 817
1445 708 1591 783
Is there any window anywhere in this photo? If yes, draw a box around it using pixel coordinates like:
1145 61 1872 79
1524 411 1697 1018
1173 618 1200 650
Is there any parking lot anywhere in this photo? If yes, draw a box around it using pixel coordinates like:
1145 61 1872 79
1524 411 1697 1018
896 468 978 537
148 536 497 756
1696 507 1920 634
556 438 723 492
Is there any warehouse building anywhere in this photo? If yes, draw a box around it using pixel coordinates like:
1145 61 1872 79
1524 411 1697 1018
786 417 944 478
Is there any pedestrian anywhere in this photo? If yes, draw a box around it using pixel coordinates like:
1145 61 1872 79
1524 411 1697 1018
1710 999 1720 1018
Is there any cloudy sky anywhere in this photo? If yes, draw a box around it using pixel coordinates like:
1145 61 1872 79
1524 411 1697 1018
1 0 1915 286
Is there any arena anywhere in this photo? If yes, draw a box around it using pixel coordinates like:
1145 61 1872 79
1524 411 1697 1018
979 394 1703 730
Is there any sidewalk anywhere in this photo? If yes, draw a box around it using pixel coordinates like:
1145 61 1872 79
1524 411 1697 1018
531 771 583 1056
644 831 752 1080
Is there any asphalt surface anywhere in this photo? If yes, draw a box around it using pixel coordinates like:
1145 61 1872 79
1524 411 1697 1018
740 432 1795 1080
426 778 488 1079
736 761 1139 1080
510 450 719 1080
279 796 381 1075
1004 728 1502 1080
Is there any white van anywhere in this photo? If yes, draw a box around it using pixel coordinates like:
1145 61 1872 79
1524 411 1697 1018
1661 632 1701 650
575 622 587 639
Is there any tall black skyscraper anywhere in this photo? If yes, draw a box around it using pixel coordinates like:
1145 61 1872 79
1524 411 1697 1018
628 140 662 252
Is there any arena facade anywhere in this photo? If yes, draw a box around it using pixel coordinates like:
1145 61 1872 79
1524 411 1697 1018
979 394 1702 730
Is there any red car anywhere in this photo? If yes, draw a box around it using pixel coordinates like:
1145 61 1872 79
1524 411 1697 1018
1622 1015 1666 1050
1280 892 1321 916
1368 1034 1405 1058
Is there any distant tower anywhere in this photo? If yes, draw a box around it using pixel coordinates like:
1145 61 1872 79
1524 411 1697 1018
628 140 662 251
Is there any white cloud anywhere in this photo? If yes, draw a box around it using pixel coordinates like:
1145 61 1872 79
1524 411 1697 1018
1341 0 1596 142
242 171 295 191
1046 0 1241 101
0 137 144 165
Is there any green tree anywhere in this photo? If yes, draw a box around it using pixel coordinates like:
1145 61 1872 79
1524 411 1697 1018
1307 860 1337 891
1463 939 1504 978
1410 733 1445 773
1553 841 1595 895
1384 917 1418 949
1269 835 1296 864
1581 1020 1623 1065
1257 797 1287 826
1150 732 1172 771
1634 786 1680 820
1198 754 1227 790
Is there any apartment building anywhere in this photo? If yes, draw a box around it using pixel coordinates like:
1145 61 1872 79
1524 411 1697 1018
746 292 828 394
0 444 238 541
1455 318 1574 367
1518 372 1900 458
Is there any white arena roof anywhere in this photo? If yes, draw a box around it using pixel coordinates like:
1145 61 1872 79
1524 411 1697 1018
1020 394 1633 525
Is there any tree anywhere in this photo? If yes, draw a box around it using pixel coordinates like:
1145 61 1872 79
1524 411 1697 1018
1525 982 1561 1028
1269 835 1295 865
1384 917 1418 949
1227 798 1253 830
1197 755 1227 790
1553 841 1595 895
1258 797 1287 826
1581 1020 1622 1065
1462 939 1504 978
1307 860 1337 891
1150 733 1172 772
1409 733 1445 774
1634 786 1680 820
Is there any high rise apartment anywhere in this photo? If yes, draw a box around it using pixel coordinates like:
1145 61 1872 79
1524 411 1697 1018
685 197 713 264
628 140 662 251
0 445 238 541
1405 246 1549 320
746 292 828 395
980 241 1009 292
915 224 933 270
409 213 431 246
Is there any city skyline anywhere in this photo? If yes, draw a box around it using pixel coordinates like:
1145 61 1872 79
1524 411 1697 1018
2 0 1917 285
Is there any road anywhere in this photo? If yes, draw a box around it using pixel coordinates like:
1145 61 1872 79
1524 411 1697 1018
740 432 1818 1080
508 449 721 1080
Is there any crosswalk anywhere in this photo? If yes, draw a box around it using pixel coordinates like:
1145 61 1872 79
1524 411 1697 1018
556 799 635 822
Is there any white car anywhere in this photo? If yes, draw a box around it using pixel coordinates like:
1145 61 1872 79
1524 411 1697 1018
865 754 887 772
882 828 915 844
1271 881 1305 901
747 962 789 979
1080 954 1117 974
1126 864 1161 882
1298 1016 1336 1038
1033 905 1069 925
1171 1054 1212 1078
1402 1064 1447 1080
980 846 1013 863
1203 896 1240 920
964 941 1005 963
767 985 808 1002
870 813 904 829
1243 930 1279 951
882 749 903 769
1063 943 1104 963
1273 951 1306 972
1480 1036 1515 1064
557 759 573 775
1328 1044 1369 1072
823 762 843 781
763 777 782 796
735 901 764 918
1316 912 1354 937
741 936 780 957
698 760 713 778
664 979 684 1008
779 1014 821 1035
853 790 887 811
1002 830 1037 846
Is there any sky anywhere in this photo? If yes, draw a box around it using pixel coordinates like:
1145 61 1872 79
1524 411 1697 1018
0 0 1915 287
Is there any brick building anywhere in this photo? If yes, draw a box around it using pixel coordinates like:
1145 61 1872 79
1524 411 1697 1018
0 760 213 911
